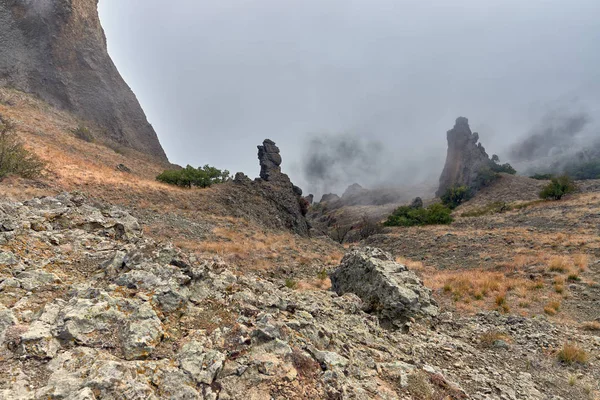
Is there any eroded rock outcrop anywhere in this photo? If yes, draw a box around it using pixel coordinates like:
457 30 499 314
0 0 166 160
330 247 438 329
436 117 492 196
232 139 309 235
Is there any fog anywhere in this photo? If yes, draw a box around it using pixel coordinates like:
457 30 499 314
98 0 600 196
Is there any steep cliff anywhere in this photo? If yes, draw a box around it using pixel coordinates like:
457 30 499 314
0 0 167 160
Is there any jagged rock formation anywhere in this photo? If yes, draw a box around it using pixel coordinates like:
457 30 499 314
319 193 340 203
436 117 492 196
330 247 438 329
0 0 167 160
257 139 283 181
232 139 309 235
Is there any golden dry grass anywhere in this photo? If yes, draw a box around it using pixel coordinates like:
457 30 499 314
581 321 600 331
557 343 589 365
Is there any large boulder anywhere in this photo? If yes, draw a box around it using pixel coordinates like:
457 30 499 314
330 247 438 329
436 117 492 196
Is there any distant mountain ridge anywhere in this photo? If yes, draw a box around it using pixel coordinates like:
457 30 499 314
0 0 167 161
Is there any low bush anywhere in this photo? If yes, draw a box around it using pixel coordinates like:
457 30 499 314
0 118 45 179
462 201 511 217
357 215 383 240
557 343 589 365
384 203 453 227
530 173 554 180
539 175 576 200
157 164 230 188
441 186 471 209
72 125 93 142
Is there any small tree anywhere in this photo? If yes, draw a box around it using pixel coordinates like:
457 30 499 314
441 186 471 209
0 118 45 179
156 164 230 188
357 215 383 240
539 175 576 200
330 224 352 244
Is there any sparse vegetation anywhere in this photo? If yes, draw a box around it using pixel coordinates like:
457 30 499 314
406 371 434 400
317 268 328 281
544 300 561 315
530 173 554 180
462 201 511 217
329 224 352 244
473 166 500 189
156 164 230 188
441 185 471 209
563 159 600 180
539 175 577 200
72 125 93 142
357 215 383 240
557 343 589 365
581 321 600 331
384 203 453 227
0 117 45 179
480 330 511 348
285 278 298 289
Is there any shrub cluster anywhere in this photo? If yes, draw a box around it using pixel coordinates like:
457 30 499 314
156 164 230 188
384 203 453 227
530 173 554 180
0 118 45 179
72 125 93 142
563 160 600 180
539 175 576 200
441 185 471 209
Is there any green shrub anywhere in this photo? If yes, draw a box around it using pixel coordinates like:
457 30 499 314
156 164 230 188
491 162 516 175
473 166 500 189
530 173 554 180
72 125 93 142
384 203 453 227
539 175 576 200
441 186 471 209
0 118 45 179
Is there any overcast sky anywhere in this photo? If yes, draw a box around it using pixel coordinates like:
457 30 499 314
98 0 600 195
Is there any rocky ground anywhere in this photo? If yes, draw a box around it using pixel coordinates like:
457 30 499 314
0 193 598 400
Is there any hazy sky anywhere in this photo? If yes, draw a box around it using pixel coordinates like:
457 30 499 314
98 0 600 195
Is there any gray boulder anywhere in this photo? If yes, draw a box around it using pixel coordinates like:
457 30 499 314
330 247 438 328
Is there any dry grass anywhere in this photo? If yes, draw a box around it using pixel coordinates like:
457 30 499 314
544 300 561 315
480 330 511 347
548 256 570 273
573 254 589 271
581 321 600 331
557 343 589 365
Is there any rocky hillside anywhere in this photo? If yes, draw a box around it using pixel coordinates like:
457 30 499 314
1 194 598 400
0 0 166 160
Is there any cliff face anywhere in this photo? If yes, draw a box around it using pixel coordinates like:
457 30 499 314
436 117 491 196
0 0 167 160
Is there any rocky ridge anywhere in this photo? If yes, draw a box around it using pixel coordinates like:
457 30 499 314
0 193 598 399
